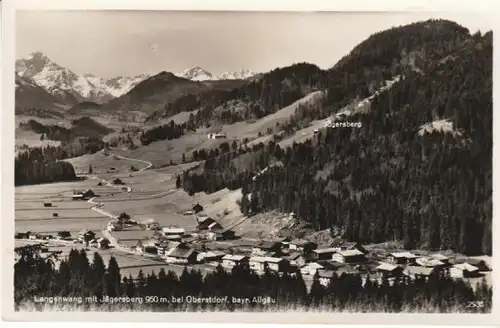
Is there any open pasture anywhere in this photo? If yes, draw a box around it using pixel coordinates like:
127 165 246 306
15 179 116 235
67 151 150 174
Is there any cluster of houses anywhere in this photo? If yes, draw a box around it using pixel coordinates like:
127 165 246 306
14 228 111 250
128 231 489 287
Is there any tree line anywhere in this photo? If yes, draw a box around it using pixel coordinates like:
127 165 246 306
14 245 491 312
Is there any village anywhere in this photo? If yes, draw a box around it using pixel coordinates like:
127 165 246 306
15 194 492 289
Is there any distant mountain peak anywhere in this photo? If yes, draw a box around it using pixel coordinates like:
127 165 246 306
177 66 256 81
15 52 149 104
179 66 214 81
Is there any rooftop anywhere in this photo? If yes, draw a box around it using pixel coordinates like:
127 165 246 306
389 252 419 259
313 248 338 254
404 266 435 276
222 254 247 261
376 262 400 272
335 249 364 257
453 263 479 272
250 256 284 263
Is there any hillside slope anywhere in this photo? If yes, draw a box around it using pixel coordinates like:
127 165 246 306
180 24 492 256
101 72 247 115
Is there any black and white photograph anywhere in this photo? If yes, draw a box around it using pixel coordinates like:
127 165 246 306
2 0 497 323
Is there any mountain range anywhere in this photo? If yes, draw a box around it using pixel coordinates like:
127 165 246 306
15 52 256 107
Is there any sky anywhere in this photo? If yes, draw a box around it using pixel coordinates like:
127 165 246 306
16 11 494 78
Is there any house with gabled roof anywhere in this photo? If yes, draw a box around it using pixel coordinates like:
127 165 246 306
450 263 480 278
415 257 446 268
300 262 324 276
430 253 450 264
165 246 198 264
332 249 367 263
197 217 217 230
376 262 404 277
283 252 307 268
387 252 419 265
249 256 289 273
162 226 185 237
222 254 249 269
252 240 283 256
317 269 336 287
289 239 318 254
404 266 437 280
313 248 339 260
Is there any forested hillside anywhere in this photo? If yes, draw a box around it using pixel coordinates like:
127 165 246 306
180 24 492 255
15 147 77 186
147 63 328 126
19 117 114 142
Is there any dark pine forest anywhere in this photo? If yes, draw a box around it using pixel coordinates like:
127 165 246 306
180 21 493 256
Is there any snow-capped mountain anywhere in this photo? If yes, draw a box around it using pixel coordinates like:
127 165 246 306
178 66 214 81
15 52 149 104
218 69 255 80
177 66 255 81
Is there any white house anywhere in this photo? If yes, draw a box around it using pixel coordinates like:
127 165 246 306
317 270 336 287
249 256 288 273
415 257 445 268
300 262 324 276
450 263 480 278
222 254 249 269
162 226 185 237
313 248 338 260
331 249 366 263
386 252 419 265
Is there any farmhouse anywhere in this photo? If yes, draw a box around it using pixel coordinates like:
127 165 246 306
449 263 480 278
113 178 124 185
430 253 450 264
135 240 158 255
404 266 437 280
415 257 446 268
78 229 96 243
97 238 111 249
165 247 198 264
208 221 224 231
207 133 227 139
192 203 204 214
196 217 217 230
386 252 419 265
222 254 249 269
252 241 283 256
165 234 183 242
107 220 122 232
313 248 338 260
156 241 181 257
288 239 318 254
144 219 160 231
72 191 85 201
249 256 289 273
197 251 225 263
376 262 404 277
317 270 336 287
56 231 72 240
283 252 307 268
162 226 185 237
207 228 236 241
300 262 324 276
331 249 367 264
